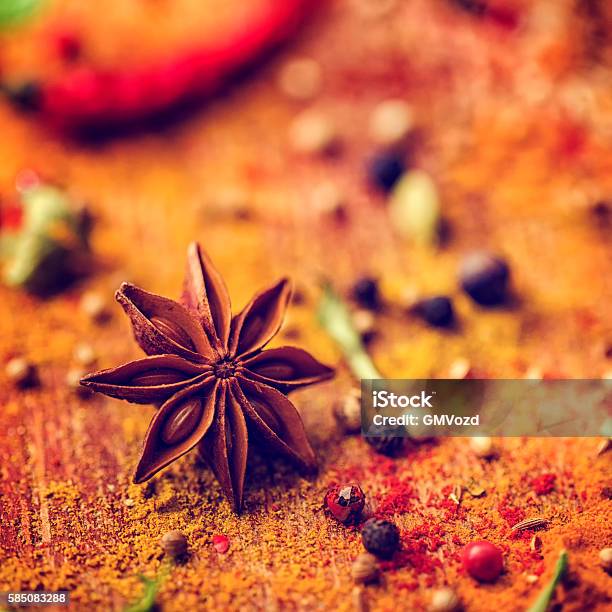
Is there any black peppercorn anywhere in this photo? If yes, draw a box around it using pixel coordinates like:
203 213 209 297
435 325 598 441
413 296 454 327
367 151 405 192
361 518 400 559
351 277 381 310
365 424 405 456
459 252 510 306
592 201 610 228
3 81 41 111
451 0 487 15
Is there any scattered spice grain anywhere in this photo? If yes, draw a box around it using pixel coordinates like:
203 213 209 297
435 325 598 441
351 553 380 584
596 437 611 456
66 367 89 395
530 535 543 552
369 99 413 146
351 586 369 612
511 518 548 533
429 587 460 612
466 480 486 497
353 0 397 20
449 484 463 506
5 356 36 387
352 309 376 336
160 530 188 559
311 181 346 219
333 389 362 434
599 548 612 572
448 358 471 379
79 291 108 322
470 436 495 458
278 57 322 100
289 109 337 154
73 342 97 367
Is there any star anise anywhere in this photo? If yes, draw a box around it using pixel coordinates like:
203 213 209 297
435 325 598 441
81 243 334 511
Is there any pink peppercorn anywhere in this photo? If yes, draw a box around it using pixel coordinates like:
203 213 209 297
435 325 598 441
461 540 503 582
212 534 230 554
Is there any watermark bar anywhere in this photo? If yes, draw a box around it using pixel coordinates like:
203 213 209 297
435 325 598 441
361 379 612 437
0 592 70 607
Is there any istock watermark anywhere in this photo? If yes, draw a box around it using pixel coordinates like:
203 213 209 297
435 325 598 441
362 379 611 437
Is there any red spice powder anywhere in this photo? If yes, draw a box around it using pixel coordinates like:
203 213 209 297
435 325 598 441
486 5 521 30
497 497 526 526
375 477 417 516
395 580 419 591
514 548 544 573
556 120 587 159
436 498 467 521
531 473 556 496
380 523 445 582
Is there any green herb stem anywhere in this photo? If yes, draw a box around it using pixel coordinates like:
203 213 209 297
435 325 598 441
317 282 382 380
527 550 568 612
124 563 171 612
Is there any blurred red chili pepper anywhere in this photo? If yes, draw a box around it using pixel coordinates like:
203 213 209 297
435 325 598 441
14 0 315 131
51 28 82 62
0 202 23 231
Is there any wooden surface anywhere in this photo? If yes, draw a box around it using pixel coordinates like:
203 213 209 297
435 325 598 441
1 1 611 610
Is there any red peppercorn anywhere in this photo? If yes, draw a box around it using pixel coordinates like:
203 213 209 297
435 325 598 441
461 540 503 582
324 484 366 525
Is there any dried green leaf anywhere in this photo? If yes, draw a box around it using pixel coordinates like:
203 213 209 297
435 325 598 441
2 186 89 292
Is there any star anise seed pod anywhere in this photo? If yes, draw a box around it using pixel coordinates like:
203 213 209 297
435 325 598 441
81 242 334 512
